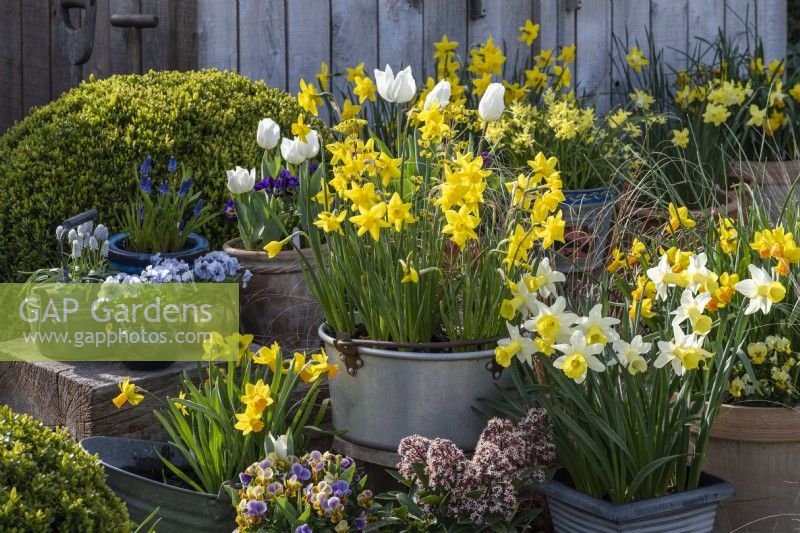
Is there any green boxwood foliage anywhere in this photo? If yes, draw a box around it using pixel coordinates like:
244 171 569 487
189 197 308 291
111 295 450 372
0 69 327 280
0 405 131 532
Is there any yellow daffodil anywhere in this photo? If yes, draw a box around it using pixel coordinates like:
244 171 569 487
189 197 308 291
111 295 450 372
264 240 284 258
538 211 566 249
314 210 347 234
316 61 330 92
433 35 459 62
558 44 576 64
253 342 280 371
291 114 311 142
717 215 738 254
386 192 416 232
344 182 380 211
671 128 689 148
472 73 493 96
630 89 654 110
240 379 273 413
353 76 377 103
174 391 188 416
113 377 144 409
518 19 540 46
703 103 730 126
234 406 264 435
350 202 390 241
374 152 402 187
626 47 649 72
341 99 361 120
665 203 696 234
607 248 626 272
535 49 554 68
746 104 767 127
442 205 480 248
399 259 420 284
346 62 365 83
790 82 800 102
297 79 323 116
524 68 547 92
504 223 537 268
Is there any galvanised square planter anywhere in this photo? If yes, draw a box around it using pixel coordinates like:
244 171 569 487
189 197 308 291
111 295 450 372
540 469 734 533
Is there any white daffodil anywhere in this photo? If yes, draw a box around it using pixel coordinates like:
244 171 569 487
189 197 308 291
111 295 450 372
495 322 537 368
523 296 578 343
553 330 606 384
685 252 717 292
735 264 786 315
655 325 711 375
531 258 566 298
612 335 651 375
670 288 713 334
646 254 678 300
578 304 620 346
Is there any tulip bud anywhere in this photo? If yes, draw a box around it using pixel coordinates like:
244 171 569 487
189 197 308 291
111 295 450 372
424 79 451 110
478 83 506 122
374 65 417 103
281 138 307 165
256 118 280 149
226 166 256 194
301 130 320 159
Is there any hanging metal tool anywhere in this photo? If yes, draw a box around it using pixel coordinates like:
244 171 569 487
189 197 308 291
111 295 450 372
55 0 97 87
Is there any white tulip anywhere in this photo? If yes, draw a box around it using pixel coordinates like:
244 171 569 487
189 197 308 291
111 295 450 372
269 433 289 460
301 130 320 159
226 166 256 194
374 64 417 103
478 83 506 122
281 137 306 165
256 118 280 149
423 79 451 110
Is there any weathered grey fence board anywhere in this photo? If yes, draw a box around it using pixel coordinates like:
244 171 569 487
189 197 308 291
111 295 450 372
22 0 52 113
0 0 22 134
609 0 650 105
0 0 789 134
286 0 331 95
378 0 423 76
197 0 237 70
331 0 378 87
576 0 612 108
108 0 141 75
238 0 286 87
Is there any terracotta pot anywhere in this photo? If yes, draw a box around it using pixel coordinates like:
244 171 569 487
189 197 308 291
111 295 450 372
703 404 800 532
730 160 800 222
223 238 324 352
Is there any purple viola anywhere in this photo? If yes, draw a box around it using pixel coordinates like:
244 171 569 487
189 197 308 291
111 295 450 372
246 499 267 517
291 462 312 481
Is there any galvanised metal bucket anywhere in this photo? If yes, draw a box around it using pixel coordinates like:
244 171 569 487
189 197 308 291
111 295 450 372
80 436 234 533
540 469 734 533
319 324 506 452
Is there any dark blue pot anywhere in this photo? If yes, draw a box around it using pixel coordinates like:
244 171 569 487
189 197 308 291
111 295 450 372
107 233 209 274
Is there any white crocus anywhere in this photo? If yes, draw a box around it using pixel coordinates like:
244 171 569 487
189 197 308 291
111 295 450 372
478 83 506 122
374 65 417 103
531 258 566 298
226 166 256 194
495 322 537 367
256 118 281 149
553 330 606 384
735 264 786 315
655 325 711 375
523 296 578 343
670 288 713 334
578 304 620 346
423 79 451 110
612 335 651 375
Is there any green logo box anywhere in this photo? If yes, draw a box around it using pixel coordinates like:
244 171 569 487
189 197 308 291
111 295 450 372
0 283 240 362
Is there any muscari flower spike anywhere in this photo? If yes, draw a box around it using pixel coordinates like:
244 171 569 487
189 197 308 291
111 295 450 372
167 156 178 173
140 156 153 176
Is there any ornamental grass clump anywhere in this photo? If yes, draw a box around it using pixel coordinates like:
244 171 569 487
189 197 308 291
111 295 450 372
268 51 566 345
496 194 793 503
0 405 131 532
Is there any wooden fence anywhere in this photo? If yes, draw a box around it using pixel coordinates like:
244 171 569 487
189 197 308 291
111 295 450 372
0 0 787 134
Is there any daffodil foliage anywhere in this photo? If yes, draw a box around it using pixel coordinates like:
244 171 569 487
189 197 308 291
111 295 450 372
498 202 798 503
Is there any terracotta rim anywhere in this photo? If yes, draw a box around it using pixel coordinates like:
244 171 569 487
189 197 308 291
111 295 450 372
223 238 321 273
711 403 800 443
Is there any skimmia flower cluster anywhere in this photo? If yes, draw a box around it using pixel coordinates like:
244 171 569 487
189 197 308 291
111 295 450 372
103 251 251 286
235 447 379 533
394 408 554 527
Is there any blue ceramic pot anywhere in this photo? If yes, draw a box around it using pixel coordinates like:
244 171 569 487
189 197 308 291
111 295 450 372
554 186 618 274
107 233 209 274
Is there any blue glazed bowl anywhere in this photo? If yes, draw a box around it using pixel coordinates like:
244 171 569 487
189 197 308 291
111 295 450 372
107 233 210 274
